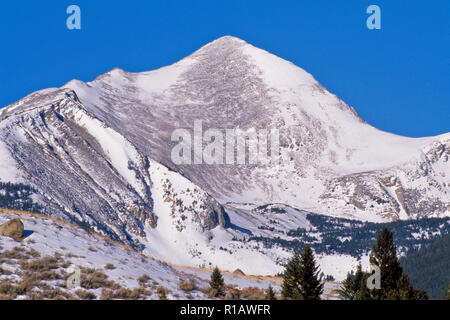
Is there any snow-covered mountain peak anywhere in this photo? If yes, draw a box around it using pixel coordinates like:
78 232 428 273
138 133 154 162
0 37 448 280
0 38 448 277
59 38 450 222
189 35 321 89
201 35 248 47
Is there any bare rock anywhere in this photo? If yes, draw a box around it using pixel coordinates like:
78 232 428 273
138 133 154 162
0 218 24 241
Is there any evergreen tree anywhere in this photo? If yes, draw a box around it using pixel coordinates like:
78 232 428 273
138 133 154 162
281 246 324 300
265 285 276 300
369 227 403 299
281 250 302 299
210 266 225 296
355 274 372 300
341 227 428 300
298 246 324 300
338 264 366 300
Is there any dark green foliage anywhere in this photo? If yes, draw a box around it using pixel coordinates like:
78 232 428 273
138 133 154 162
281 246 323 300
395 274 428 300
298 246 324 300
265 285 276 300
249 215 449 259
355 274 372 300
337 264 366 300
247 214 448 300
400 232 450 299
370 227 403 298
281 251 302 299
324 274 335 281
255 204 286 214
0 182 42 212
209 266 225 296
340 227 428 300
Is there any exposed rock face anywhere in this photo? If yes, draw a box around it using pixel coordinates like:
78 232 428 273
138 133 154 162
58 36 448 222
0 89 230 249
0 218 24 240
202 197 231 230
156 161 230 232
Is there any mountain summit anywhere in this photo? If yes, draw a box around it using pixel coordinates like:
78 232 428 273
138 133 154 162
64 36 449 221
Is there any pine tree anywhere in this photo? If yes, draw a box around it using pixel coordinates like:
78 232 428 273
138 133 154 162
281 246 324 300
355 274 372 300
298 246 324 300
210 266 225 296
396 274 415 300
281 250 302 299
338 264 366 300
340 227 429 300
369 227 403 299
265 285 276 300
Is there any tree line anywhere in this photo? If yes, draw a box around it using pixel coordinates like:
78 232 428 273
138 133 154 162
209 227 449 300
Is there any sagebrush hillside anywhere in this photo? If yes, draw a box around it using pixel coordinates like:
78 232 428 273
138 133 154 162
0 209 340 300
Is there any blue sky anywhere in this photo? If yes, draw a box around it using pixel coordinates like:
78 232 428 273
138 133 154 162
0 0 448 137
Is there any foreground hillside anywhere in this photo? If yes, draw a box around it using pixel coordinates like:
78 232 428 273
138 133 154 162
0 210 340 300
1 181 449 280
0 209 205 299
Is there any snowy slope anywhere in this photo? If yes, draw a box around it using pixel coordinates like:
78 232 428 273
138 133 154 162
141 160 278 275
0 210 208 299
0 210 340 299
61 36 449 222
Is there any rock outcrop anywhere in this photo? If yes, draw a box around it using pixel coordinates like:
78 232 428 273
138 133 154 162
0 218 24 240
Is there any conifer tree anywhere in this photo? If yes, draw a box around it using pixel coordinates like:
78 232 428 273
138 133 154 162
210 266 225 296
265 285 276 300
355 275 371 300
369 227 403 299
396 274 415 300
338 264 366 300
298 246 324 300
281 246 324 300
341 227 428 300
281 250 302 299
